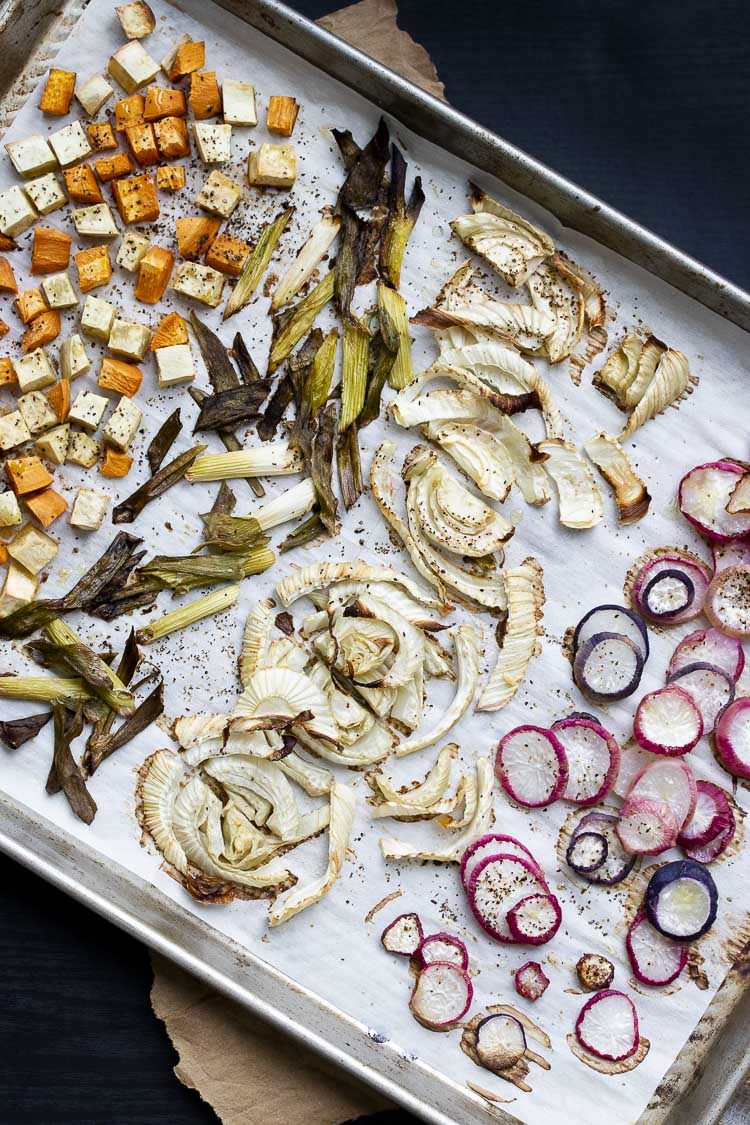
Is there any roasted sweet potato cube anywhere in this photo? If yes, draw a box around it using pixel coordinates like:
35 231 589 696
150 310 188 350
93 153 133 183
87 122 118 151
134 245 173 303
46 378 71 421
115 94 145 131
168 40 205 81
0 320 9 339
204 231 251 277
31 227 72 275
266 96 299 137
189 71 221 119
0 257 17 293
0 358 15 385
153 116 190 159
0 544 8 565
0 235 17 252
39 69 76 116
144 86 187 121
98 356 143 396
15 288 48 324
156 165 185 192
99 447 133 477
176 215 220 260
112 174 160 224
24 487 68 528
6 456 54 495
74 245 112 292
124 122 159 166
22 310 61 354
62 163 104 204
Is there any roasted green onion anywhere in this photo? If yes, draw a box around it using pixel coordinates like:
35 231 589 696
224 207 294 320
140 549 272 591
268 270 335 373
137 584 240 644
186 442 303 482
311 403 340 537
44 618 135 715
279 512 325 553
377 281 413 389
339 319 369 431
84 681 164 777
0 711 50 750
337 421 363 510
271 214 341 310
188 387 264 498
359 311 399 428
305 328 338 416
380 145 425 288
47 703 96 825
147 408 182 474
231 332 262 384
0 675 91 702
113 444 206 524
193 383 269 432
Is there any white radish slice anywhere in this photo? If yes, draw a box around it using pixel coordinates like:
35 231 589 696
633 685 703 755
419 933 469 969
475 1013 527 1069
714 698 750 779
626 912 688 986
668 628 744 683
614 743 658 799
551 718 620 805
409 961 473 1029
667 662 735 733
617 795 678 855
514 961 549 1001
381 912 423 956
468 853 548 942
705 565 750 638
628 758 697 828
495 726 568 808
678 461 750 541
506 892 562 945
678 781 733 847
573 604 649 661
575 990 640 1061
461 833 546 889
573 632 644 702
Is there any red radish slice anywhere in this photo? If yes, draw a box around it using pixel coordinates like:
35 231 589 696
683 809 736 862
571 811 637 884
495 726 568 808
713 540 750 572
631 553 710 625
628 758 697 828
468 853 548 943
551 718 620 805
575 990 639 1061
573 631 644 702
678 461 750 541
566 830 608 874
573 604 649 662
633 685 703 755
641 568 695 620
668 628 745 683
409 961 473 1030
617 795 679 855
419 933 469 970
615 744 658 798
714 698 750 779
667 662 735 733
381 912 424 956
507 892 562 945
475 1013 527 1069
626 912 687 986
461 834 546 890
705 565 750 638
514 961 549 1001
678 781 733 848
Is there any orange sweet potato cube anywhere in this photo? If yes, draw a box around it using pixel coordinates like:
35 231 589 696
24 487 68 528
144 86 187 121
22 310 61 353
0 235 17 252
266 96 299 137
156 165 185 192
0 358 15 385
98 356 143 396
134 245 173 304
115 94 145 131
31 227 72 275
168 40 205 81
7 456 54 495
0 543 7 565
189 71 221 119
93 152 133 182
176 216 220 260
62 164 104 204
39 68 76 116
125 123 159 166
205 232 251 277
15 288 48 324
0 257 18 293
46 378 70 422
112 174 160 225
99 447 133 478
150 311 188 350
0 320 8 340
74 245 112 292
87 122 118 151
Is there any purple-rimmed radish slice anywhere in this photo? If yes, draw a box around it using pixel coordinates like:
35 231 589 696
705 565 750 638
626 912 688 986
630 552 710 625
645 859 718 941
468 853 548 943
475 1013 527 1070
573 604 649 662
461 834 546 890
381 912 423 957
573 631 644 703
551 718 620 805
669 628 745 683
507 893 562 945
570 811 637 884
514 961 549 1001
641 568 695 621
628 758 697 829
419 933 469 970
575 990 639 1061
617 795 678 856
565 710 601 723
633 685 703 756
495 726 568 808
566 831 609 874
677 781 733 849
714 697 750 779
409 961 473 1030
678 461 750 541
683 808 736 863
667 662 735 733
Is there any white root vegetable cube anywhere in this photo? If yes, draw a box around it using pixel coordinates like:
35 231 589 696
14 348 56 393
0 185 38 237
18 391 58 434
108 41 160 93
193 123 232 164
196 170 242 218
70 488 110 531
171 261 225 307
81 295 117 340
75 74 114 116
155 343 194 387
60 334 90 380
42 271 78 310
67 430 101 468
72 202 119 238
49 121 92 167
116 229 150 272
5 135 57 179
24 173 67 216
103 395 142 450
8 524 58 575
0 410 32 451
0 490 22 526
69 389 109 432
35 423 70 465
222 80 256 126
247 143 297 188
108 317 150 360
0 561 38 617
116 1 156 39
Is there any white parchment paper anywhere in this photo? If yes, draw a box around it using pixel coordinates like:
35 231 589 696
1 0 750 1122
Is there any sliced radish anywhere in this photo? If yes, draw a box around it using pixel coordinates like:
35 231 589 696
615 743 658 799
507 892 562 946
631 553 710 625
668 628 744 683
667 662 735 733
495 726 568 808
575 990 639 1061
419 932 469 970
633 685 703 755
678 781 734 848
573 604 649 662
727 471 750 513
571 811 637 884
617 795 678 856
573 631 644 702
468 853 548 943
678 461 750 541
381 912 424 957
714 698 750 779
461 834 546 890
565 709 601 723
642 568 695 621
683 810 735 863
576 952 615 991
713 540 750 572
645 859 718 941
628 758 697 828
551 718 620 805
409 961 473 1029
566 831 609 874
475 1013 527 1070
705 565 750 638
626 912 687 986
514 961 549 1001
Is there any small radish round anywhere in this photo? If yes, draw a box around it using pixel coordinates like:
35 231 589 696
617 795 679 856
683 809 736 863
551 718 620 805
461 834 546 890
507 892 562 945
566 830 609 874
475 1013 527 1070
495 726 568 808
677 781 734 849
631 553 710 625
641 568 695 621
419 933 469 970
628 758 697 829
577 953 615 991
575 989 639 1061
678 461 750 541
381 912 423 957
667 662 735 733
409 961 473 1030
615 743 658 799
668 628 745 683
704 564 750 638
626 912 688 986
468 853 548 943
714 697 750 779
633 685 703 756
645 859 718 941
573 631 644 702
570 811 637 884
573 604 649 662
514 961 549 1001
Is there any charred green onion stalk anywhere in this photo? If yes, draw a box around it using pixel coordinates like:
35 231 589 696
43 618 135 715
137 584 240 644
224 207 294 320
268 271 335 374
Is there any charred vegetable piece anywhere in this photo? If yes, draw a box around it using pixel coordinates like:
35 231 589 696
380 144 424 289
84 680 164 775
43 617 135 715
193 383 269 432
514 961 549 1002
279 512 325 554
268 270 335 374
0 711 50 749
47 703 96 825
310 403 340 538
359 311 399 429
334 119 390 319
224 208 293 320
475 1013 527 1070
575 990 639 1061
380 911 423 957
576 953 615 992
626 913 687 986
190 312 239 393
231 332 261 384
644 859 718 941
495 726 568 808
112 444 206 523
409 961 473 1030
188 386 264 498
146 408 182 473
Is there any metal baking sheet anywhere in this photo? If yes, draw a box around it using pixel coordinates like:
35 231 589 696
1 2 749 1123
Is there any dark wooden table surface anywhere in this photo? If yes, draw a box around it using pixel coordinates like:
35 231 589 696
1 1 748 1122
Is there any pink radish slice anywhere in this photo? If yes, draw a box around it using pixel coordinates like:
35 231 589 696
617 795 679 855
419 933 469 970
714 698 750 779
507 893 562 945
381 912 423 956
468 853 548 943
626 912 687 986
668 628 744 683
461 834 547 890
667 662 735 733
628 758 697 828
633 685 703 755
570 811 637 884
551 718 620 806
678 461 750 541
677 781 733 848
575 989 640 1061
683 809 736 862
514 961 549 1001
705 565 750 638
495 726 568 808
713 540 750 572
615 744 659 799
409 961 473 1029
632 554 710 625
